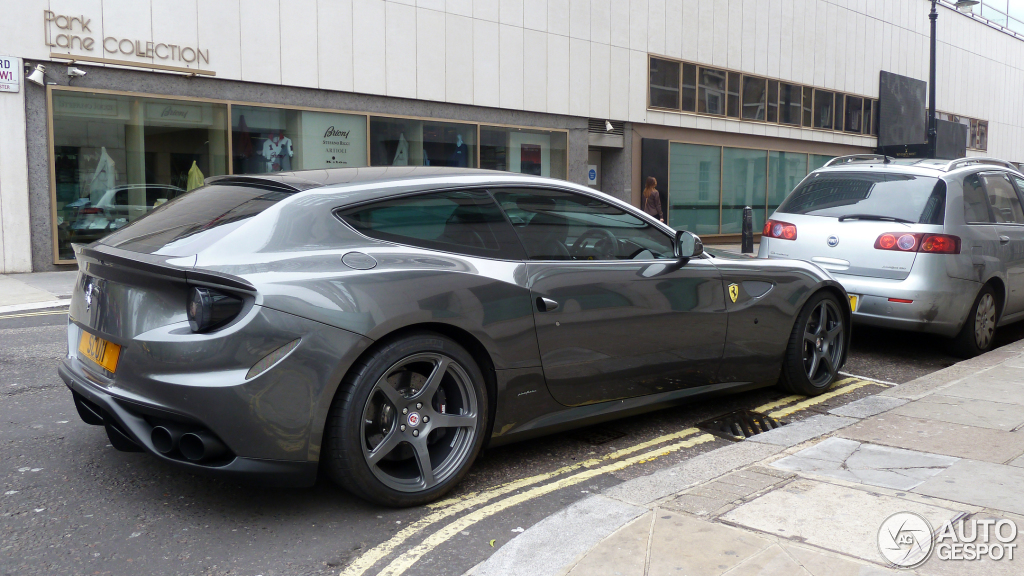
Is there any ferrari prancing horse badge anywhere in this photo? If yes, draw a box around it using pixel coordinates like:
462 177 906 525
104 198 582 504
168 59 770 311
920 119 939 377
728 283 739 303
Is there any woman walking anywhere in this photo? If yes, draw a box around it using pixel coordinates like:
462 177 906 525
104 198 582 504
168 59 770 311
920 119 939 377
641 176 665 223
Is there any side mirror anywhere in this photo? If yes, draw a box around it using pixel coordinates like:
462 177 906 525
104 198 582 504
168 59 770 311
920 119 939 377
674 230 704 259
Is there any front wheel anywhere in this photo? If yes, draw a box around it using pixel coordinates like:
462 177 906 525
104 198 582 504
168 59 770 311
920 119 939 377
950 285 999 358
323 333 488 507
779 292 847 396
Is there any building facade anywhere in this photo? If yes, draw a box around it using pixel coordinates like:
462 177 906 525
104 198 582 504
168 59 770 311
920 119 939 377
0 0 1022 272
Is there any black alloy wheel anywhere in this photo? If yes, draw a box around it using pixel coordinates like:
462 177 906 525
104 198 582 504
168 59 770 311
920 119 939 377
324 333 488 507
780 292 846 396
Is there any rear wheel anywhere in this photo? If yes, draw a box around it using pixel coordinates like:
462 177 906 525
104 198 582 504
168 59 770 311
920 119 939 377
323 333 488 507
779 292 846 396
950 285 999 358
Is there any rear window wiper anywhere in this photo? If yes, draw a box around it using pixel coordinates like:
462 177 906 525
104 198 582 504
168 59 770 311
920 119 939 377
837 214 915 224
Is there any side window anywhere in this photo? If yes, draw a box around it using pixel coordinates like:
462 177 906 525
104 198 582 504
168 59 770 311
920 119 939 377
336 189 526 260
491 188 675 261
962 174 993 224
979 173 1024 224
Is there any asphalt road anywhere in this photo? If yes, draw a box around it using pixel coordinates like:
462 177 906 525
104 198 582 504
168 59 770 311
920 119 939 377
3 309 1023 576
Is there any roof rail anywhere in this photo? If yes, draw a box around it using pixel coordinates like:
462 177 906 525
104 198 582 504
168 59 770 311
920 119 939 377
823 154 895 167
944 157 1021 172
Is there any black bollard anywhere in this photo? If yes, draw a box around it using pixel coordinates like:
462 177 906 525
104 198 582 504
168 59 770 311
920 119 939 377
741 206 753 254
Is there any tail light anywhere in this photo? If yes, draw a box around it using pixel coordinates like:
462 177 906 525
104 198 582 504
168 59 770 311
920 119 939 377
763 219 798 240
79 208 101 214
187 287 244 332
874 233 961 254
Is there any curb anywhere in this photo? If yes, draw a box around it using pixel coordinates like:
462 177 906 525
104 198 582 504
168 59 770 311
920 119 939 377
0 299 70 315
463 339 1024 576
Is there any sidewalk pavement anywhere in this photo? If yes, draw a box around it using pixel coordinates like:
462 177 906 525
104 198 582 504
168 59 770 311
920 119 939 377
467 340 1024 576
0 271 77 313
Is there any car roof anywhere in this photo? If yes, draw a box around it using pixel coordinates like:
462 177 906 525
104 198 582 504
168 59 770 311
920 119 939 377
206 167 510 191
810 156 1022 180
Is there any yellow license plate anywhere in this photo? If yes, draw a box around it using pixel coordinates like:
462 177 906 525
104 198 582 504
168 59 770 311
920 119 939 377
78 332 121 373
848 295 859 312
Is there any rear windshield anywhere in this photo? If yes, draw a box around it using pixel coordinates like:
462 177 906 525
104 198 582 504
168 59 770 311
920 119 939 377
777 172 946 224
99 184 292 255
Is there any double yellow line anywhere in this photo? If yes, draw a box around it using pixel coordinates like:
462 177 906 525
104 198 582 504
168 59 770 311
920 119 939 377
342 377 885 576
0 308 68 321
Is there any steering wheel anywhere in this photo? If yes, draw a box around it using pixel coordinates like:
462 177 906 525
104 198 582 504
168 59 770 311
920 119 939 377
570 228 618 260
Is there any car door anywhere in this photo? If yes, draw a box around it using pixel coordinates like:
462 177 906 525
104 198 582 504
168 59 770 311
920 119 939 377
993 173 1024 316
491 187 728 407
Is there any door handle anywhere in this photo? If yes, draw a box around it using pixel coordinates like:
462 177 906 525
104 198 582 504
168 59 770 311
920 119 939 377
1000 236 1011 244
536 297 559 312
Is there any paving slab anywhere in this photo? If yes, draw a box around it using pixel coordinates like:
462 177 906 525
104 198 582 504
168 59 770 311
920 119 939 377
913 459 1024 516
772 437 958 490
940 374 1024 407
721 478 962 564
780 542 902 576
7 271 77 298
565 511 651 576
838 412 1024 463
914 511 1024 576
602 441 784 506
746 414 857 447
828 395 909 418
726 544 812 576
467 495 647 576
889 395 1024 431
0 274 61 307
1009 454 1024 468
646 512 771 576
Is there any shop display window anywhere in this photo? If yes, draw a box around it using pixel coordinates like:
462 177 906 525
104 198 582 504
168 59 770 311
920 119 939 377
668 143 721 235
480 126 567 179
721 148 768 234
51 91 228 261
768 151 808 218
370 117 476 168
231 106 367 174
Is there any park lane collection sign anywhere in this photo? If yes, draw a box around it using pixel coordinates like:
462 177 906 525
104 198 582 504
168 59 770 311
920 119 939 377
43 10 210 66
0 56 20 93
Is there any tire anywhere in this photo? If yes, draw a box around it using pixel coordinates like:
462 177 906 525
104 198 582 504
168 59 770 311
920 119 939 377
779 291 847 396
323 332 489 507
950 284 1000 359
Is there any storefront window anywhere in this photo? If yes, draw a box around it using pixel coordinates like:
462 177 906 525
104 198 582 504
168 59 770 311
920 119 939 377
809 154 834 172
668 143 720 235
231 106 366 174
721 148 768 234
480 126 567 179
369 117 476 168
768 152 808 219
52 91 227 261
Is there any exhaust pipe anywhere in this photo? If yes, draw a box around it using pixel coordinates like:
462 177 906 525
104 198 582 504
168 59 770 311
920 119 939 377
179 431 228 462
150 425 186 454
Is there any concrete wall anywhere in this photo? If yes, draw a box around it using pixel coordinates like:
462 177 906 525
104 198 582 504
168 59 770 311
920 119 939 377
0 56 33 274
22 63 590 271
3 1 1022 159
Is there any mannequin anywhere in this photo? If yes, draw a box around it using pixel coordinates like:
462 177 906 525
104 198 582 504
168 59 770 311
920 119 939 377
393 133 409 166
449 133 468 167
278 133 294 171
262 134 283 172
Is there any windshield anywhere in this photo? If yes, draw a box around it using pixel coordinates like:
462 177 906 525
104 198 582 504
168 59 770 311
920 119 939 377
99 183 293 255
777 172 946 224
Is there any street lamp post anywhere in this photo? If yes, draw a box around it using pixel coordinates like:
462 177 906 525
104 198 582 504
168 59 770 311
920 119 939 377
930 1 979 157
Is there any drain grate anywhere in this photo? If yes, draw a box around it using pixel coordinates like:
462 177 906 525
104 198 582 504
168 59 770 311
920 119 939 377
696 410 785 441
568 427 627 445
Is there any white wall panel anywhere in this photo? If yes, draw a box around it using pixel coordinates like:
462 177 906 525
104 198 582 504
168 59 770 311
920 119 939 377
681 0 699 60
524 0 548 31
570 0 592 40
474 0 500 21
592 0 612 45
415 7 445 101
664 0 682 59
239 0 280 84
779 0 793 80
767 0 781 78
630 0 649 51
500 0 525 27
499 23 524 109
385 2 418 98
628 48 648 122
280 0 318 89
445 14 474 104
448 0 473 17
473 19 500 107
697 0 713 63
740 0 755 73
727 0 742 70
610 45 631 119
523 29 548 112
647 0 666 55
590 41 611 117
711 0 728 67
547 34 571 114
568 37 590 116
199 0 242 80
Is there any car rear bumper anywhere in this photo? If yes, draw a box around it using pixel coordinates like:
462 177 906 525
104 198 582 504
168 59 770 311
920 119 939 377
832 259 980 337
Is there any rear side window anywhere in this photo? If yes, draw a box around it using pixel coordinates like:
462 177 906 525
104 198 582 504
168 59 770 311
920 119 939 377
337 190 526 260
100 183 292 255
777 172 945 224
962 174 992 223
978 172 1024 224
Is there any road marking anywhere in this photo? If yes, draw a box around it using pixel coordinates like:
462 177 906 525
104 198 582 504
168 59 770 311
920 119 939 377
0 309 68 320
767 379 878 419
342 427 705 576
374 433 718 576
751 377 857 414
838 371 898 386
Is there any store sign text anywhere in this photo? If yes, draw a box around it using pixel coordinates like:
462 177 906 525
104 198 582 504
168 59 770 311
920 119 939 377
44 11 210 65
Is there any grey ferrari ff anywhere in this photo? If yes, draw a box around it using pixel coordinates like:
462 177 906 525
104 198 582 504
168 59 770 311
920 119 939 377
59 167 850 507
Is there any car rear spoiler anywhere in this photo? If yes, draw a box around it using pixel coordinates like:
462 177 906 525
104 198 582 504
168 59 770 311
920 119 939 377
75 244 256 293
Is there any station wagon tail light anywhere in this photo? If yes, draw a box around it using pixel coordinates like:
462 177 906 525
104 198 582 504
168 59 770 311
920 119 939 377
874 233 961 254
763 219 798 240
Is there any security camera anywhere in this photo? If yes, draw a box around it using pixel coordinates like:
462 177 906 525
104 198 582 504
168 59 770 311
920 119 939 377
68 67 87 78
605 120 614 132
26 64 46 87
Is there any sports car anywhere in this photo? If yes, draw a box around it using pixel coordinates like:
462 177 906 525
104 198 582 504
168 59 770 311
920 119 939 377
59 167 849 506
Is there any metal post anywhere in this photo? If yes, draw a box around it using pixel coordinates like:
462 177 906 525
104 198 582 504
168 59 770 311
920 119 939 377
928 0 938 158
741 206 753 254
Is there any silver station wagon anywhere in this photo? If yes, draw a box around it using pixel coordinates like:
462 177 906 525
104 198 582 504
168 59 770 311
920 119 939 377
760 155 1024 357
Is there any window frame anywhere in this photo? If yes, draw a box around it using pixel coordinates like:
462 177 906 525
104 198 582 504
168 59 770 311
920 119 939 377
978 171 1024 225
